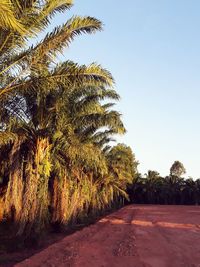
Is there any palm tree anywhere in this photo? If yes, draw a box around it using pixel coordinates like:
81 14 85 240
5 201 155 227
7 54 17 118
0 59 134 238
104 144 138 207
0 0 26 35
0 1 138 240
163 175 184 204
181 178 199 205
142 171 163 204
195 179 200 205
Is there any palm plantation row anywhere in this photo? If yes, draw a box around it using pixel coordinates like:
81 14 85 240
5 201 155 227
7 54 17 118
1 0 199 248
128 161 200 205
0 0 138 240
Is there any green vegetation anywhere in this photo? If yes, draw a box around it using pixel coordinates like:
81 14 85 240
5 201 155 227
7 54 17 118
0 1 199 254
128 161 200 205
0 0 138 244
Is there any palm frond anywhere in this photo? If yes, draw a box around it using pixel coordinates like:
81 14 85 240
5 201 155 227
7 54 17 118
0 131 18 145
29 16 102 67
0 0 26 34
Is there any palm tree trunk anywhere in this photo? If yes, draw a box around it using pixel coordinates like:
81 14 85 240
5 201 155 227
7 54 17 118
52 172 69 225
18 137 51 237
5 140 24 222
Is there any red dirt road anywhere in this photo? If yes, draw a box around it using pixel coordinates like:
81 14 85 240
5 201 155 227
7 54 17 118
15 205 200 267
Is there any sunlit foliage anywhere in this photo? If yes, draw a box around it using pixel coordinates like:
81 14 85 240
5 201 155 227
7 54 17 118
0 0 138 240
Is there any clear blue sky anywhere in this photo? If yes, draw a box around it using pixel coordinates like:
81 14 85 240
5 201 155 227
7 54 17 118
51 0 200 178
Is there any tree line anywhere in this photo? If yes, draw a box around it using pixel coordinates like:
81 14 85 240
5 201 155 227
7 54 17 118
128 161 200 205
0 0 138 242
0 1 199 247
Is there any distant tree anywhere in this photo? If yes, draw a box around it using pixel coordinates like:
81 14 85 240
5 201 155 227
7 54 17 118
164 175 184 204
170 161 186 178
144 171 163 204
182 178 198 205
195 179 200 205
127 164 199 206
127 173 145 204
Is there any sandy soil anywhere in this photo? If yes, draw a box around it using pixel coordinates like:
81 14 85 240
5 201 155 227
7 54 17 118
15 205 200 267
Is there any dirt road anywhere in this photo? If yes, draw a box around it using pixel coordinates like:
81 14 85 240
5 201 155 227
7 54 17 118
15 205 200 267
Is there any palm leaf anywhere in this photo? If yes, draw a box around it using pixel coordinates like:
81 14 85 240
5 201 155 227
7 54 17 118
0 131 18 145
0 0 26 34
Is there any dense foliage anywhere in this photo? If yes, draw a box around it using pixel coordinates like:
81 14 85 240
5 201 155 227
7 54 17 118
0 1 198 248
128 163 200 205
0 0 138 240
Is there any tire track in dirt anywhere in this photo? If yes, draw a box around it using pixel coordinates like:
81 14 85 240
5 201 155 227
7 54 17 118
69 206 143 267
15 206 143 267
15 205 200 267
132 205 200 267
